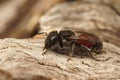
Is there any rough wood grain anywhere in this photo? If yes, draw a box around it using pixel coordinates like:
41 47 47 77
0 38 119 80
0 0 120 80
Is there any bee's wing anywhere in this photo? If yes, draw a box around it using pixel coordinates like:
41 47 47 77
68 35 80 40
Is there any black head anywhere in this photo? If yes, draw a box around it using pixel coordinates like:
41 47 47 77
59 30 75 40
43 31 63 50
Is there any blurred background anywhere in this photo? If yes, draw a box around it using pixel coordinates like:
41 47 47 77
0 0 119 38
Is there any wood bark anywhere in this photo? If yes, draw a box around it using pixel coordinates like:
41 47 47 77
0 0 120 80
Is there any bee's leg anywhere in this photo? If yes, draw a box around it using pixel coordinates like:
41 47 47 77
81 45 111 61
67 42 75 61
80 45 102 61
42 49 50 55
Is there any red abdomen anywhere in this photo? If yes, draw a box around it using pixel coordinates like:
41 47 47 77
69 32 103 52
77 33 99 48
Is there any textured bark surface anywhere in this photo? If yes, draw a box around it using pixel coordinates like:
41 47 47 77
0 38 120 80
0 0 120 80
